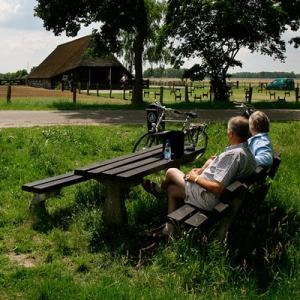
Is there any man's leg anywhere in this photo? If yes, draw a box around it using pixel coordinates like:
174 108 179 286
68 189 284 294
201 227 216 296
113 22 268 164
143 168 185 197
159 168 185 191
156 168 187 237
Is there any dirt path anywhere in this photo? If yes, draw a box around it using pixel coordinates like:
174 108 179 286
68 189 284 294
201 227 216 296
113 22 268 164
0 85 99 99
0 86 299 128
0 109 299 128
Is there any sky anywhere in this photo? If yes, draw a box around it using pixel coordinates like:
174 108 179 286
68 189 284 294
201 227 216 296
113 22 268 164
1 0 300 74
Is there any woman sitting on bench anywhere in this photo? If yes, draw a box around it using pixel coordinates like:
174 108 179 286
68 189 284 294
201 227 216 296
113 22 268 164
248 111 274 168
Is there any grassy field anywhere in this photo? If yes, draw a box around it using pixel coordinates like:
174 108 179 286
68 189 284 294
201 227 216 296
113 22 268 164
0 119 300 299
0 84 299 298
1 80 300 111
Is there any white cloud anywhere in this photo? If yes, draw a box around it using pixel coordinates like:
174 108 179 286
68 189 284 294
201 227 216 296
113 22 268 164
0 0 96 73
183 29 300 73
0 1 22 20
0 0 299 74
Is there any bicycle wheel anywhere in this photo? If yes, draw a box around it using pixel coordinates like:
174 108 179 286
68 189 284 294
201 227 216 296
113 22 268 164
132 132 160 152
185 124 208 159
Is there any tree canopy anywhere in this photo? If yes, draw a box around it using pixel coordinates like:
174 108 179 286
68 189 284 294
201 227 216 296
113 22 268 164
158 0 300 100
34 0 167 104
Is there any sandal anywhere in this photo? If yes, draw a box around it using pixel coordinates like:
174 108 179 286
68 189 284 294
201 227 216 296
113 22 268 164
142 179 165 199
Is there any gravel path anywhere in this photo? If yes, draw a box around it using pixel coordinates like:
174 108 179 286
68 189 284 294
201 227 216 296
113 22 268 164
0 109 299 128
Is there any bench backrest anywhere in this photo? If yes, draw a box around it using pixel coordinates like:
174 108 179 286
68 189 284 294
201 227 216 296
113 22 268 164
220 152 281 205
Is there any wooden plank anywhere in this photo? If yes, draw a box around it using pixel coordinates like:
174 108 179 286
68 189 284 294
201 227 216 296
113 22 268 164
31 175 87 194
75 145 162 175
213 202 229 214
115 159 169 182
89 156 162 181
168 204 196 222
22 172 76 192
184 212 208 227
116 147 205 182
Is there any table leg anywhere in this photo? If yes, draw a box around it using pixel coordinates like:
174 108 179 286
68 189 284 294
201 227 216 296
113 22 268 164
101 180 128 227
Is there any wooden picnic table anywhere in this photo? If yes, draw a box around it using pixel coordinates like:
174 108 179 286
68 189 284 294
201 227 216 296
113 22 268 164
75 144 205 226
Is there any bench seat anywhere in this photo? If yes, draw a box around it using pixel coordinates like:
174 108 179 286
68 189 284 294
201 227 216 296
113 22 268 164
22 172 87 194
168 152 281 241
22 172 89 211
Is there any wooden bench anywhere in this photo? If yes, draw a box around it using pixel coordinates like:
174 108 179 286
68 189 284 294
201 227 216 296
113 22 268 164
127 79 149 89
187 86 195 95
22 172 89 212
284 90 290 97
22 145 205 226
269 91 276 99
202 91 209 99
143 89 150 97
194 94 202 102
174 93 182 101
168 152 281 242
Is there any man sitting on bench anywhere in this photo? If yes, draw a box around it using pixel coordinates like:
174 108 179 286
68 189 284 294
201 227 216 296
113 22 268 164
142 116 256 239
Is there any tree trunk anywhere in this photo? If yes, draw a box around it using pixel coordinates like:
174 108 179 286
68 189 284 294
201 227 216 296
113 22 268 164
210 76 230 101
131 0 148 105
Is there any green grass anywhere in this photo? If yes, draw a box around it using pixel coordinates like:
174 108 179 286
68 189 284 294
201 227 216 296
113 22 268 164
0 121 300 299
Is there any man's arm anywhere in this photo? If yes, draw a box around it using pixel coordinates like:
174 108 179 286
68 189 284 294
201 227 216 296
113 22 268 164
192 156 217 175
188 170 226 196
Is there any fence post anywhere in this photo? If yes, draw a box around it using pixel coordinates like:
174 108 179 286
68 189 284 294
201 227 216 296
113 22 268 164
123 85 126 100
7 85 11 103
295 87 299 102
159 86 164 104
248 87 253 103
185 85 189 102
73 87 76 104
110 84 112 98
96 83 99 97
87 83 89 95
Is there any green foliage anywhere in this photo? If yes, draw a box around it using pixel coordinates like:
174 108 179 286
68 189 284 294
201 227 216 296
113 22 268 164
159 0 300 100
0 122 300 299
0 69 28 79
34 0 166 105
144 67 186 78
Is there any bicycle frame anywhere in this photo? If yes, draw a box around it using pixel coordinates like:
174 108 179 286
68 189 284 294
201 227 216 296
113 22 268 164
133 101 208 157
149 101 195 133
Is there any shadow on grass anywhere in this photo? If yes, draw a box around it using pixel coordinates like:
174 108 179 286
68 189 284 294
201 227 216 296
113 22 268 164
226 198 300 291
30 181 106 233
29 180 300 290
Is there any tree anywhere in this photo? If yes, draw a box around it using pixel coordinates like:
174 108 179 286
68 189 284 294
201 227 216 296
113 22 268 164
34 0 166 104
2 69 28 79
158 0 300 101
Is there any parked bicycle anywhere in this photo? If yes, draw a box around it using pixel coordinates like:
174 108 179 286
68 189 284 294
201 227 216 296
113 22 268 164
132 101 208 159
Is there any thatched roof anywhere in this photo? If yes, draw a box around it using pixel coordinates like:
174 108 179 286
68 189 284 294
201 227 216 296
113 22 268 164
28 35 124 79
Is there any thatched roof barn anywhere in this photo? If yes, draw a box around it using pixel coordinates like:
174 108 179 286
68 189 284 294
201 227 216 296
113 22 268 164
27 35 130 89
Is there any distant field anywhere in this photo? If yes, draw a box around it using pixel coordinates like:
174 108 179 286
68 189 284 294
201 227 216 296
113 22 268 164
1 79 299 105
147 77 300 85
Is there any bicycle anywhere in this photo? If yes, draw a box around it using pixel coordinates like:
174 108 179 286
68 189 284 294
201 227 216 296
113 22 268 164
132 101 208 159
233 101 256 119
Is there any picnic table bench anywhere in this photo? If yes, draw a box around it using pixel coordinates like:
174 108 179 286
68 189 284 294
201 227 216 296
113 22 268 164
168 152 281 242
22 145 205 226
